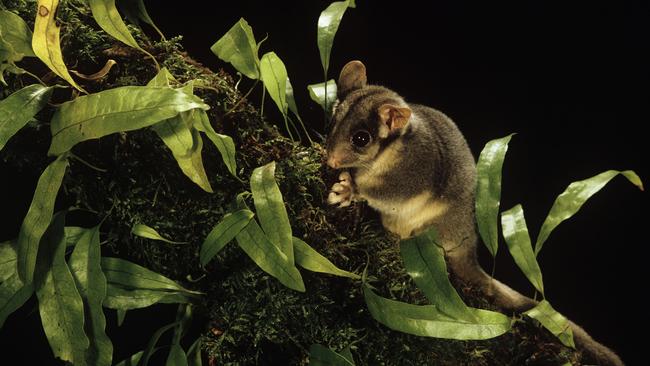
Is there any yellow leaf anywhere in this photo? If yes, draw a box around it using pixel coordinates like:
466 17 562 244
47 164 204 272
32 0 86 93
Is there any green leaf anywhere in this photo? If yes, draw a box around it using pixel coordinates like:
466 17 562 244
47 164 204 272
34 212 89 365
117 308 126 326
166 344 188 366
65 226 87 248
193 110 237 177
139 322 179 366
285 77 302 122
364 284 511 340
147 67 177 87
400 229 476 320
103 284 191 310
114 350 144 366
260 52 289 116
146 72 213 191
200 209 254 266
475 134 514 257
501 204 544 295
17 154 69 283
187 338 202 366
131 223 188 244
293 237 359 279
525 300 575 348
307 80 337 115
309 344 355 366
250 161 294 263
236 219 305 292
0 272 34 329
0 84 53 152
535 170 643 255
210 18 260 80
32 0 86 92
0 10 35 58
68 226 112 366
88 0 143 51
116 0 165 40
317 0 356 76
171 304 193 346
48 86 209 155
101 257 196 294
0 240 17 282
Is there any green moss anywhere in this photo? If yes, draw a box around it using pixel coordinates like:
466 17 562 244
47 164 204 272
1 1 583 365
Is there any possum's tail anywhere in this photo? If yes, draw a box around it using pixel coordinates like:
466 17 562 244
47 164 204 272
448 250 624 366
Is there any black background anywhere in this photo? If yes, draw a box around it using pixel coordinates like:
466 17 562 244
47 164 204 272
2 1 648 364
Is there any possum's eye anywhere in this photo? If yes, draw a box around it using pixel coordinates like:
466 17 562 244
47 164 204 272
351 130 371 147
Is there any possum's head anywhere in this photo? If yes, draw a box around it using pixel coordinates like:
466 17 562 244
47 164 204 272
326 60 412 169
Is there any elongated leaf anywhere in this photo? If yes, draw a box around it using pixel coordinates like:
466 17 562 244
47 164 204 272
17 154 68 283
194 110 237 177
364 284 511 340
501 205 544 295
0 240 17 282
69 226 112 366
153 112 213 192
0 272 34 329
400 229 476 320
48 86 209 155
236 219 305 292
32 0 85 92
103 284 191 310
117 309 126 326
166 344 188 366
251 162 294 263
475 134 513 257
117 0 165 39
0 10 35 58
65 226 87 248
309 344 355 366
317 0 356 76
286 77 302 122
210 18 260 79
307 80 337 116
171 304 193 345
131 224 173 248
147 70 212 190
147 67 176 87
260 52 288 116
525 300 575 348
34 212 89 365
89 0 142 50
139 322 179 366
535 170 643 254
293 237 359 279
0 84 53 151
101 257 196 294
115 350 143 366
131 223 187 244
200 209 254 266
187 338 202 366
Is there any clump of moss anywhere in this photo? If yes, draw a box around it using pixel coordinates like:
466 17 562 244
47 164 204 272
1 1 583 365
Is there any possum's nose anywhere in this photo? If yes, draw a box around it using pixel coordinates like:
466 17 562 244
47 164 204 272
326 155 341 169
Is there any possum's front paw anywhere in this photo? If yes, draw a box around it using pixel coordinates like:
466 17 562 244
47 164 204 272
327 171 355 207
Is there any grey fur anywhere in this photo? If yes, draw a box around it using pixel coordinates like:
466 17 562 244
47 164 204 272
326 60 624 366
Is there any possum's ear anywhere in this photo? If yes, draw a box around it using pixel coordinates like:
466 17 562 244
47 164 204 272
378 104 412 131
337 60 367 99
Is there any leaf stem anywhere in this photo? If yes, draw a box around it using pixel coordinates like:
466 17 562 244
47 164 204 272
21 69 48 86
225 79 259 116
70 153 107 173
260 84 266 116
